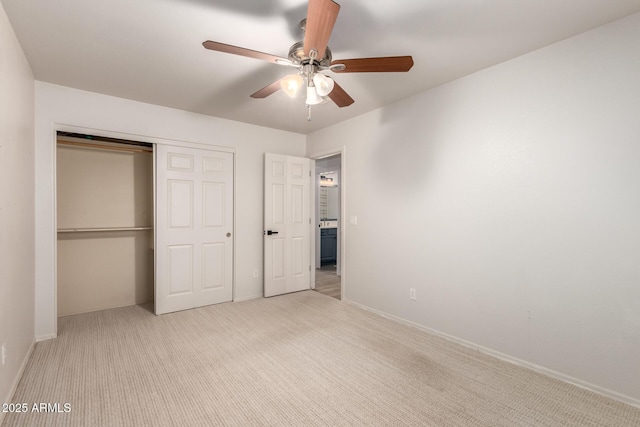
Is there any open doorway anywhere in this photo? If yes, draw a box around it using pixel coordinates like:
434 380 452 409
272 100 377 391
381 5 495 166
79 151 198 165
314 154 341 300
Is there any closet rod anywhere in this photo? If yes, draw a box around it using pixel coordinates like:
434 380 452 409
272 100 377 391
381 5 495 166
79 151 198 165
57 139 152 154
57 226 153 233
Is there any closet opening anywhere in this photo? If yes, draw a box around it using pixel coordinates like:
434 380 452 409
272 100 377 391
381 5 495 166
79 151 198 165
56 132 154 317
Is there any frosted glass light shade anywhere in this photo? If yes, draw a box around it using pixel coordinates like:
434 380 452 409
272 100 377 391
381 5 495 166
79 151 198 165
306 86 323 105
313 73 335 96
280 74 303 98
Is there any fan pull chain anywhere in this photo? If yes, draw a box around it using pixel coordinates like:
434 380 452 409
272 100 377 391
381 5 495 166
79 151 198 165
307 105 312 121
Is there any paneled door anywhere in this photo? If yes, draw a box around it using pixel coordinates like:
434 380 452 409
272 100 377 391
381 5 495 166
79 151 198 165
264 153 311 297
155 145 233 314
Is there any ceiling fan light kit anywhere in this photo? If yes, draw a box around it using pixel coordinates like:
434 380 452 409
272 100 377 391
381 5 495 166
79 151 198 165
280 74 304 98
313 73 335 97
306 86 323 105
202 0 414 120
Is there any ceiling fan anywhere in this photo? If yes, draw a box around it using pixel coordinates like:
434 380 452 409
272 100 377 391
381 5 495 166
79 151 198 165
203 0 414 119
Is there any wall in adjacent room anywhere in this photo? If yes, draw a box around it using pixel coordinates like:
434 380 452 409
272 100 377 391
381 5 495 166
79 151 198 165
307 12 640 404
0 2 35 418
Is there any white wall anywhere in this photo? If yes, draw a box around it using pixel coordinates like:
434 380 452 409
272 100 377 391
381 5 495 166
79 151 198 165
35 82 306 339
0 2 35 416
308 12 640 405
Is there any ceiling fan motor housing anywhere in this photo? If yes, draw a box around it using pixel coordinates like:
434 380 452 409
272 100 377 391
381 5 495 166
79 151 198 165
288 41 333 67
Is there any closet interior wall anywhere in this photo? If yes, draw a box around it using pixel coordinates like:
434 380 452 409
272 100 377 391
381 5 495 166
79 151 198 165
56 134 154 316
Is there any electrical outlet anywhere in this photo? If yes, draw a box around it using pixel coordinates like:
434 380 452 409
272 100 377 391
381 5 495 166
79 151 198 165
253 270 259 278
1 343 6 365
409 288 416 301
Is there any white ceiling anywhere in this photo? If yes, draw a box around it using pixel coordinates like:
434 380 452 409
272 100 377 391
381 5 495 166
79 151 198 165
4 0 640 134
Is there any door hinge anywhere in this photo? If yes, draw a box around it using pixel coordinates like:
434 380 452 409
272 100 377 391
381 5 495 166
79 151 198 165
309 265 311 271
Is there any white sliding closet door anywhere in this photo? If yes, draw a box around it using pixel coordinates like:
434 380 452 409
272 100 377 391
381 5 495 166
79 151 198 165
155 145 233 315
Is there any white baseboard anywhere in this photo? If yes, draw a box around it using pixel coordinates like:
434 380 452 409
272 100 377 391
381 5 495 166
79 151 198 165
36 333 56 342
233 293 262 302
0 340 36 425
344 299 640 410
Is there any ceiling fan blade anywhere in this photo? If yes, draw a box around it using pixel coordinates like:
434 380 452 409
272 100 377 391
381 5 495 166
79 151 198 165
303 0 340 60
328 81 354 107
203 41 291 65
331 56 414 73
250 79 282 99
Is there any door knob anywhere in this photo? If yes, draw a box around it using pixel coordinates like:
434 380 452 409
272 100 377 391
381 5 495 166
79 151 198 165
226 232 231 237
265 230 279 236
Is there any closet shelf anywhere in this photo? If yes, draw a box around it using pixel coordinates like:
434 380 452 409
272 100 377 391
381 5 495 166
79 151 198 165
57 226 153 233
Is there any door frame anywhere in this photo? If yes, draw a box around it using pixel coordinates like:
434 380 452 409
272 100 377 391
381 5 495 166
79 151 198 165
308 146 346 301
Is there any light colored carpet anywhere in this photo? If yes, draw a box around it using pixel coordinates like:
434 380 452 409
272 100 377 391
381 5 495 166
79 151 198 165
3 291 640 426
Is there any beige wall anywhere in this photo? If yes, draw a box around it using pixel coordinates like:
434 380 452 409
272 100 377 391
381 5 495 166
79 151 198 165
0 2 35 418
56 144 153 316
